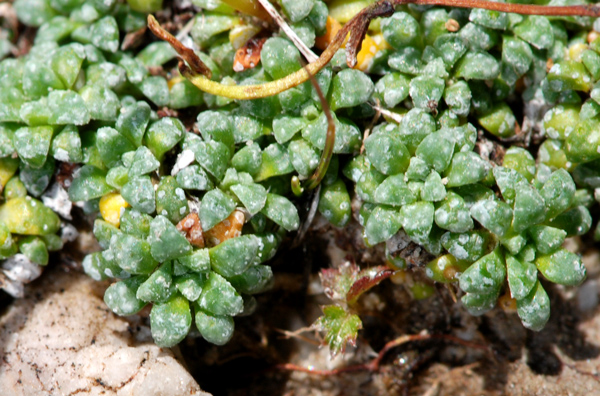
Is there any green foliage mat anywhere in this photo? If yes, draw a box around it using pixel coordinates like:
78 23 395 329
1 0 600 354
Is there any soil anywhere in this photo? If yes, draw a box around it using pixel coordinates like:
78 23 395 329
4 218 600 395
174 217 600 396
4 1 600 394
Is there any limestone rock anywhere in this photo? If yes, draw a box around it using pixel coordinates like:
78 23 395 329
0 266 210 396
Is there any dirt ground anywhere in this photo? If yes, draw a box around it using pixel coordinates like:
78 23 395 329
174 218 600 396
4 1 600 393
1 206 599 396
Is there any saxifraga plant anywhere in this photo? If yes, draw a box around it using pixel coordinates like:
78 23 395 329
0 0 599 353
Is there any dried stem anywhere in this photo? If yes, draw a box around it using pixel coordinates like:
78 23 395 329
293 184 321 246
276 327 322 346
303 67 335 192
149 0 600 100
275 333 489 376
370 102 405 124
148 1 394 99
175 16 196 42
360 100 382 154
397 0 600 17
256 0 318 63
147 15 212 78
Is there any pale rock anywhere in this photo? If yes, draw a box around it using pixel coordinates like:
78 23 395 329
0 267 210 396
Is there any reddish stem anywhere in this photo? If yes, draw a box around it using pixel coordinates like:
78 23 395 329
395 0 600 16
147 15 212 78
302 66 336 192
275 333 489 376
275 362 371 376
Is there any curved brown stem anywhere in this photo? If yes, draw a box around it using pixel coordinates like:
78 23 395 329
396 0 600 17
274 333 489 376
148 1 394 99
302 66 336 192
149 0 600 101
147 15 212 78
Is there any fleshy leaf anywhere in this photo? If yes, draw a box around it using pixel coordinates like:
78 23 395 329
517 281 550 332
150 293 192 347
346 266 394 305
319 262 392 305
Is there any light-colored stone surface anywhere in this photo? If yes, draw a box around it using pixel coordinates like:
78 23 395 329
505 359 600 396
0 266 209 396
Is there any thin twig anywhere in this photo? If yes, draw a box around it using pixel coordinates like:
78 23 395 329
276 362 369 376
275 333 489 376
276 327 322 346
148 15 212 78
149 0 600 100
422 379 441 396
290 53 336 194
399 0 600 16
303 70 335 192
175 16 196 42
445 283 458 304
148 1 394 99
361 100 381 154
370 102 405 125
293 185 321 246
256 0 318 63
